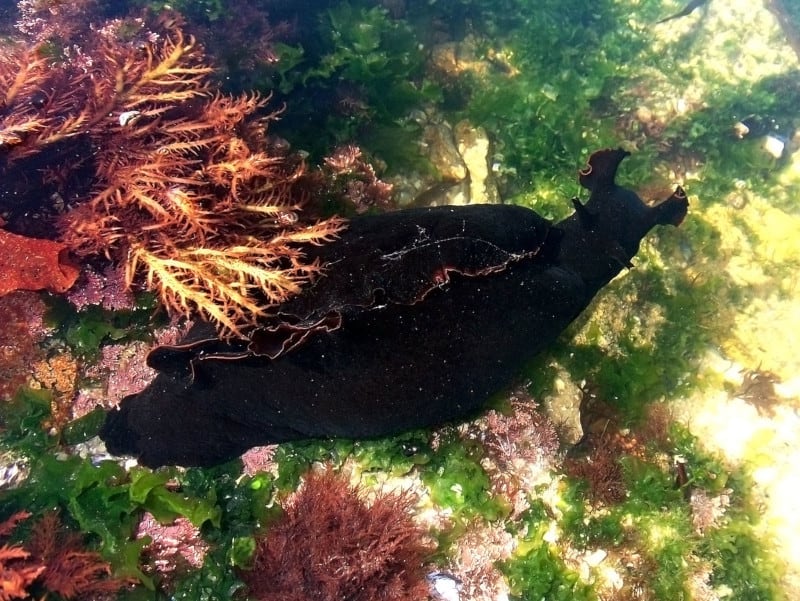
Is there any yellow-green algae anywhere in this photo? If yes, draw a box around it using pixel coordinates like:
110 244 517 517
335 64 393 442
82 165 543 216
533 0 800 596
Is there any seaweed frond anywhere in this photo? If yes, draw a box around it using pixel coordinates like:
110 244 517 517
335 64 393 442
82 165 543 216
0 544 44 601
242 469 432 601
0 510 131 601
0 43 87 162
0 19 349 338
26 512 130 600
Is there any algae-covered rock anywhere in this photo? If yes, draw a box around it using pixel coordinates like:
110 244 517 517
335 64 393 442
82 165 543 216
455 120 500 204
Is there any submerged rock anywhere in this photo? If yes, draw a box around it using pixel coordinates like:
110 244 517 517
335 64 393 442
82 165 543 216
418 118 498 206
454 120 500 204
424 123 468 181
100 149 688 467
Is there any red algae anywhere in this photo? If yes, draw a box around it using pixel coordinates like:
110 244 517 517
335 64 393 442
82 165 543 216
0 229 79 296
241 446 278 477
242 469 432 601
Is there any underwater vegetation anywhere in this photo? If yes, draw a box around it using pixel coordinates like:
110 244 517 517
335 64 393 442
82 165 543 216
1 0 799 599
0 13 347 337
0 510 131 600
242 468 431 601
261 0 436 168
420 0 646 202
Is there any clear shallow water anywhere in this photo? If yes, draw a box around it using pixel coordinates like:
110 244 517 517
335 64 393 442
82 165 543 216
1 1 799 600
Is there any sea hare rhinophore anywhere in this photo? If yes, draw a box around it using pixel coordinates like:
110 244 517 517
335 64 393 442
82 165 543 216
100 149 688 467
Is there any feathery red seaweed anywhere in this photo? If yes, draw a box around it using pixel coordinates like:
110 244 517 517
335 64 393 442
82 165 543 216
242 469 432 601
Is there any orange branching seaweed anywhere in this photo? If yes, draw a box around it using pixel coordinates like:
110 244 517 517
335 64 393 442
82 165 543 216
0 16 346 338
25 512 130 600
0 511 130 601
67 27 346 337
0 512 42 601
0 44 79 161
0 545 43 601
242 469 432 601
0 513 31 539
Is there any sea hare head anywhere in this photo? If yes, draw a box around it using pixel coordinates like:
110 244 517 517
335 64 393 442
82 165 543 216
556 148 688 289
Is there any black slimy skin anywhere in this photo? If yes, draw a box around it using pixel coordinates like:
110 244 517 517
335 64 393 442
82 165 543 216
656 0 709 24
100 149 688 467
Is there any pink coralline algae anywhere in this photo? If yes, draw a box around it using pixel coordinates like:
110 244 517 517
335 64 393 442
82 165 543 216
461 389 561 517
241 446 278 477
136 512 209 574
73 321 190 419
0 292 49 400
72 343 158 419
324 144 394 213
65 265 135 312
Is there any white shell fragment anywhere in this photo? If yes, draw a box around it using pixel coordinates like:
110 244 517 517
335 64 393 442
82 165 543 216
0 457 28 490
118 110 142 127
762 134 786 159
427 571 462 601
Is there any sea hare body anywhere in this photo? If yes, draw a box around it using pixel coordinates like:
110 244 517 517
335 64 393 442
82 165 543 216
101 149 688 467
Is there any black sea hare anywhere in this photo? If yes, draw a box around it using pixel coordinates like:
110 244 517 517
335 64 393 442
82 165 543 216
101 149 688 467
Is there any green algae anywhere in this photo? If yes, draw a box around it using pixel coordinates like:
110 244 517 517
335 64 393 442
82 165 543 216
535 257 739 423
500 497 596 601
272 433 431 491
44 293 162 359
673 427 785 601
0 400 277 598
445 0 646 193
419 431 507 523
532 423 785 601
263 1 435 167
